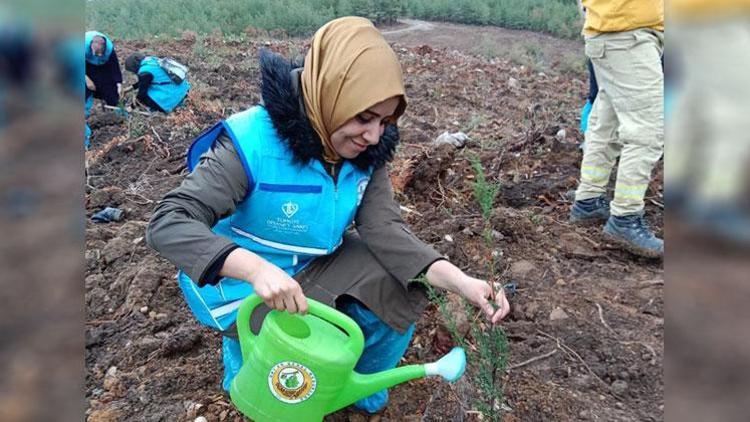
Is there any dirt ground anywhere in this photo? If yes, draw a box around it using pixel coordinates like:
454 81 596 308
85 21 663 421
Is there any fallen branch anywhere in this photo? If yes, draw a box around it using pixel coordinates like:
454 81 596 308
399 204 423 216
639 279 664 287
150 126 171 159
509 349 557 370
579 234 601 249
595 302 617 337
118 135 148 147
550 217 574 228
124 191 153 205
537 194 556 208
648 198 664 209
103 104 152 116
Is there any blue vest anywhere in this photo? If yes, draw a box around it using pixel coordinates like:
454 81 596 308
138 57 190 113
85 95 93 149
179 106 373 331
84 31 113 65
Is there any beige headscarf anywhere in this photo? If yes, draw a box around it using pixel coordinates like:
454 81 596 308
302 17 407 163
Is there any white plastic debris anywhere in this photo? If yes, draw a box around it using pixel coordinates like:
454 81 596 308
433 131 470 148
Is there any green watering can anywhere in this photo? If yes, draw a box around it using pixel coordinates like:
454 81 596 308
230 294 466 421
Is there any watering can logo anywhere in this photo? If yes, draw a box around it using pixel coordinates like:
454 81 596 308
230 293 466 421
268 361 317 403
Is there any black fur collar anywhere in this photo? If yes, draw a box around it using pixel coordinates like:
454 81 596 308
259 49 399 170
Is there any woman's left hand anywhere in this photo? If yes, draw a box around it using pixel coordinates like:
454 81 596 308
425 260 510 324
456 274 510 324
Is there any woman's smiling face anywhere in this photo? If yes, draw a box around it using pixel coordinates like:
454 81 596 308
329 96 400 159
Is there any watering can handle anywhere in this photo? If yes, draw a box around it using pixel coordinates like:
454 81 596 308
236 293 264 362
307 299 365 357
236 294 365 360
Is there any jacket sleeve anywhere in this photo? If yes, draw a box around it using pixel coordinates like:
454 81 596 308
135 72 153 102
146 133 248 285
108 49 123 84
354 165 443 288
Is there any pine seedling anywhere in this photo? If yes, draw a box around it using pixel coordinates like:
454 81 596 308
468 156 509 420
424 281 510 421
417 157 509 420
469 155 500 224
419 276 467 348
463 298 509 422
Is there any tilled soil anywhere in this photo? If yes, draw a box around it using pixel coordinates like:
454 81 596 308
85 25 663 422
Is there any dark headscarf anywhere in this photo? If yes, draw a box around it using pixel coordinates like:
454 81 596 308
124 53 145 73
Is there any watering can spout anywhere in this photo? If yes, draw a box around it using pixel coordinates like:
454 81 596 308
325 365 425 414
326 347 466 414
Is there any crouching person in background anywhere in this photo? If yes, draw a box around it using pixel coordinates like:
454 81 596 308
85 31 122 107
124 53 190 113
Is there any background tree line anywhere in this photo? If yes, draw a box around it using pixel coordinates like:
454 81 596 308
87 0 580 39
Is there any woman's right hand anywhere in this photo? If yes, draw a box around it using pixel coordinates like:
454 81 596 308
85 75 96 91
222 248 308 314
249 259 308 314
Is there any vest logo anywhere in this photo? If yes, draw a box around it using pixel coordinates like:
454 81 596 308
282 201 299 218
268 361 317 404
356 177 370 206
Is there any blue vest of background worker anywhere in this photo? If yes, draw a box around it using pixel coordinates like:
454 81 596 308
124 53 190 113
85 31 122 106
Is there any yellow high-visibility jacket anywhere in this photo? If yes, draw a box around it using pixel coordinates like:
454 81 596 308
670 0 750 21
582 0 664 35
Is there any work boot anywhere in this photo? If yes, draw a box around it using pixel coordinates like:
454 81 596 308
603 213 663 258
569 196 610 225
663 185 689 212
687 203 750 246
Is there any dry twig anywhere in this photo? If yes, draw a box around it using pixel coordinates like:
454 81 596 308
639 279 664 287
595 302 617 337
509 349 557 370
579 234 601 249
399 204 423 216
124 191 154 205
150 126 171 159
649 198 664 208
103 104 152 116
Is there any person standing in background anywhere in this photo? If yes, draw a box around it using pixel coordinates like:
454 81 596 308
569 0 664 258
667 1 750 244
